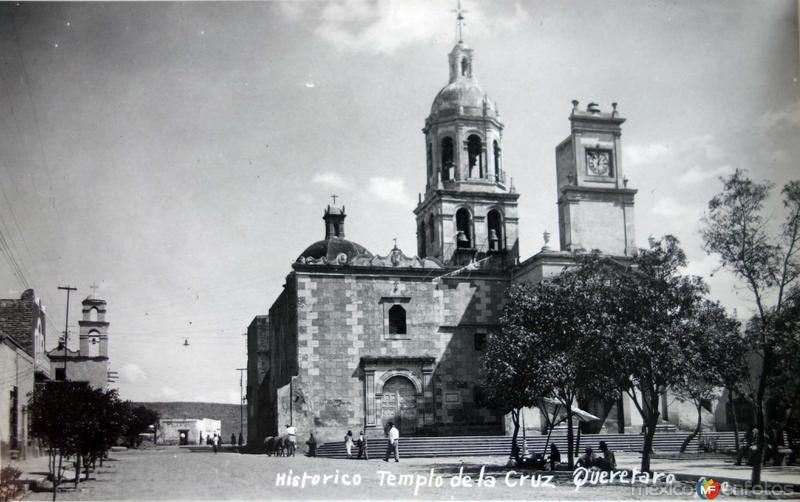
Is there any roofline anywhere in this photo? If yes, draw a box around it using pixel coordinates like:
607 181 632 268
0 329 35 359
291 263 510 281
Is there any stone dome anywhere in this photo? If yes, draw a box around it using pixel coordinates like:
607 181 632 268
430 80 498 119
298 237 373 264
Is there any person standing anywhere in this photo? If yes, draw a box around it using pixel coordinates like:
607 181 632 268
357 430 369 460
286 424 297 457
548 444 561 471
383 422 399 462
306 434 317 457
344 430 354 458
212 434 220 454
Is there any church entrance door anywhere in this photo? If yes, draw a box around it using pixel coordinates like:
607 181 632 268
381 376 417 435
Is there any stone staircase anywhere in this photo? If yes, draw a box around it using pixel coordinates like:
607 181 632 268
315 431 745 459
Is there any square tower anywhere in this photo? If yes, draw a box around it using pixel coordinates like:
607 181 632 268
555 101 637 256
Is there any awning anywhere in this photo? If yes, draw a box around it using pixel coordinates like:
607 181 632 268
538 397 601 423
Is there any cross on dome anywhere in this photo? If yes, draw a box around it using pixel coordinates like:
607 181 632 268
452 0 468 43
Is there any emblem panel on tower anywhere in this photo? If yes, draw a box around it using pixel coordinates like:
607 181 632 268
555 101 637 256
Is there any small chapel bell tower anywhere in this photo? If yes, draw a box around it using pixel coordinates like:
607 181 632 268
78 289 109 359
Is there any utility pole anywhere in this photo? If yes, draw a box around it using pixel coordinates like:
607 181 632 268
236 368 246 442
58 285 77 380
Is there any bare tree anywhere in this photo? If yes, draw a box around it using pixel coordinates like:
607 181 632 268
701 171 800 483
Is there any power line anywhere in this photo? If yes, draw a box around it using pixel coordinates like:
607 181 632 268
0 225 30 288
110 274 286 314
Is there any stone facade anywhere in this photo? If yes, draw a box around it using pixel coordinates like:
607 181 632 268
250 256 512 444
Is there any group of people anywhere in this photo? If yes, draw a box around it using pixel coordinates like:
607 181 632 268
340 422 399 461
575 441 617 471
737 426 788 466
343 430 370 459
513 441 616 471
305 422 401 461
201 433 221 453
288 422 624 471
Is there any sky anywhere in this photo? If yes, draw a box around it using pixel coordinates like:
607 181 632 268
0 1 797 404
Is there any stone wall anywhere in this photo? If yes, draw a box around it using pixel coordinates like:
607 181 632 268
266 280 297 438
246 315 269 445
282 267 508 443
50 355 108 389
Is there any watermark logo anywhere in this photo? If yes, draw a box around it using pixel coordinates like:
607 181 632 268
696 478 720 499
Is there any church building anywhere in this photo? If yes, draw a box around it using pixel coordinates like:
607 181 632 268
246 32 642 445
48 294 111 390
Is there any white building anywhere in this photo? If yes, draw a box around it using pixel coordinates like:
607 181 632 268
158 418 221 445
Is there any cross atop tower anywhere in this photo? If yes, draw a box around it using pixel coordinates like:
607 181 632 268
331 194 338 205
452 0 467 43
89 282 99 298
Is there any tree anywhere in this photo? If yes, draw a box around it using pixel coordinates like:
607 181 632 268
592 236 709 472
673 301 742 453
494 259 621 468
74 388 130 482
487 237 712 472
124 404 160 448
710 310 750 461
769 287 800 451
28 382 82 501
701 171 800 483
483 285 553 465
28 383 133 499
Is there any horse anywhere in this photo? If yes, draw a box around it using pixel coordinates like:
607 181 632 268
263 436 275 455
276 435 288 457
284 434 296 457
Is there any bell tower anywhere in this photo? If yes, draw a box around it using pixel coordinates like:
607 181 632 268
78 293 109 358
414 11 519 267
555 101 637 256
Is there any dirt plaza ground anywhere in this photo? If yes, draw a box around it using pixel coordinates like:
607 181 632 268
17 447 800 501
